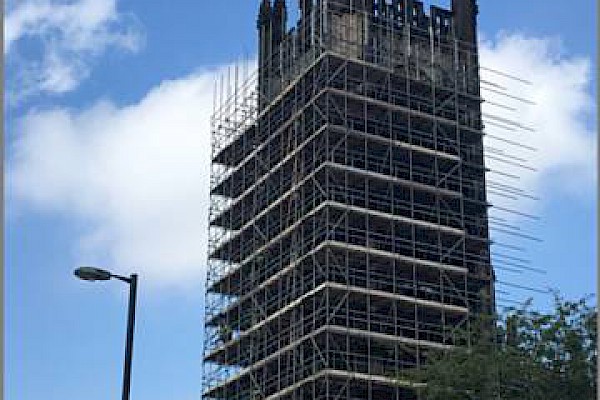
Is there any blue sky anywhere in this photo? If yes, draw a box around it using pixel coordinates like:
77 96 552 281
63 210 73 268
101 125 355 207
5 1 597 400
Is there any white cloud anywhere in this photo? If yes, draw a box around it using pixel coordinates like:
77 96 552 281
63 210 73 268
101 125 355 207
5 0 143 102
6 33 596 288
480 33 596 214
8 68 221 288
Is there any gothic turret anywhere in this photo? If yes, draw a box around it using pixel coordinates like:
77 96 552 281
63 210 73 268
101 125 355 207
258 0 272 65
258 0 272 109
452 0 478 44
272 0 287 45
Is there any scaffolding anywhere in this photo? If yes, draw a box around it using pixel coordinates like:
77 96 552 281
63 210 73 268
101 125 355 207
203 1 538 399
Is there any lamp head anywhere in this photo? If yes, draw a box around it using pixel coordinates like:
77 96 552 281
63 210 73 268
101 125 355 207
74 267 112 282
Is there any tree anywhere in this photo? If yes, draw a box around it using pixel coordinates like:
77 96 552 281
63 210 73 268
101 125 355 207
406 294 597 400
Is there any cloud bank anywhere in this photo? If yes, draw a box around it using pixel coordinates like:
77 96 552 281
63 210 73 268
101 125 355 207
5 0 143 102
480 34 596 211
8 71 217 287
7 34 596 287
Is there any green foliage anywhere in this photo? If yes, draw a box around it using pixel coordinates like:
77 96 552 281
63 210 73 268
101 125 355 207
405 294 597 400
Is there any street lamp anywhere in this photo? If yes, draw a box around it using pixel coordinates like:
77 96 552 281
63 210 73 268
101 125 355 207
74 266 138 400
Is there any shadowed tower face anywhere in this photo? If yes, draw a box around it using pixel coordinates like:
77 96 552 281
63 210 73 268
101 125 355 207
204 1 493 399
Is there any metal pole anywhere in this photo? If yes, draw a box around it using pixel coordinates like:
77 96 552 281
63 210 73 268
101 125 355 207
122 274 137 400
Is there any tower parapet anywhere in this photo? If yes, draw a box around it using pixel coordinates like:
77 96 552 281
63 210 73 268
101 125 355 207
256 0 479 109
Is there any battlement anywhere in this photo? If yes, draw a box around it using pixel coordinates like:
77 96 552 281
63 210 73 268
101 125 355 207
258 0 476 44
257 0 478 109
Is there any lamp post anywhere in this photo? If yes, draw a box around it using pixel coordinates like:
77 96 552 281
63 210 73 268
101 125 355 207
74 267 138 400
